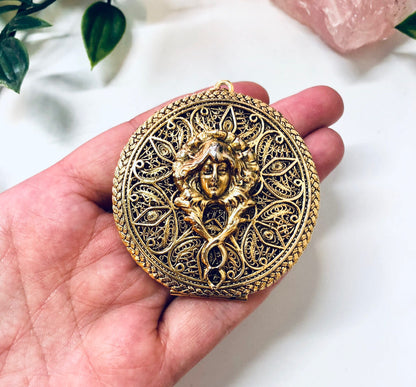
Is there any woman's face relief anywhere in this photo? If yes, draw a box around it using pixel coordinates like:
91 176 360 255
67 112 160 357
199 158 231 199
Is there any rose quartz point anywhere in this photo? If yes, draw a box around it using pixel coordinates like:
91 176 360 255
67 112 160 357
272 0 416 52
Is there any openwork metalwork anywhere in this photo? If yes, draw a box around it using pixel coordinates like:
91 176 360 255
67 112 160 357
113 81 320 299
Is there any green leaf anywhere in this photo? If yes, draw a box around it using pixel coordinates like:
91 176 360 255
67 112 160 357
0 37 29 93
9 15 51 31
0 5 20 15
395 11 416 39
81 1 126 69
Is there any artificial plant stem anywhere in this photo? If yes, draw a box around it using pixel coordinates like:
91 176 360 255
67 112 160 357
18 0 57 16
0 0 57 37
0 2 24 38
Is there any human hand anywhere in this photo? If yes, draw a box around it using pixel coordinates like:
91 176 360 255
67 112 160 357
0 82 344 386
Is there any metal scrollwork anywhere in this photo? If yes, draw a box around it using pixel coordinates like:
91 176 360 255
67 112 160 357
113 81 320 300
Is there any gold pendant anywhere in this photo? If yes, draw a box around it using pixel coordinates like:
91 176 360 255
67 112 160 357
113 81 320 300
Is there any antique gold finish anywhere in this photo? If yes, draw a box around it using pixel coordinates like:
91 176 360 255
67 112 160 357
113 81 320 300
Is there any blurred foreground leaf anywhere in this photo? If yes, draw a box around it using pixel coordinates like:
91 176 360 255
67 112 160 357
81 1 126 68
395 11 416 39
0 37 29 93
9 15 51 31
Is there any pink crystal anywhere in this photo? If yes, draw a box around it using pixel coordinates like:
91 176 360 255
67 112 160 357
271 0 416 52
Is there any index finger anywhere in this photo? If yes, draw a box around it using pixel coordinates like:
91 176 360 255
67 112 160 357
272 85 344 136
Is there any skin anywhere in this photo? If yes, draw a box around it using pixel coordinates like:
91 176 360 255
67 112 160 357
199 159 231 199
0 82 344 386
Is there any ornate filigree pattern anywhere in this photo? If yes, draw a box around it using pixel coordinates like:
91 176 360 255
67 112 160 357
113 83 320 300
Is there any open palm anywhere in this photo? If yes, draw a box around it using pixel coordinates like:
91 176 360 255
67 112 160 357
0 83 344 386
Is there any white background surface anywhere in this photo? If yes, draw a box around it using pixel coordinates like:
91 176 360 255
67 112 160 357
1 0 415 386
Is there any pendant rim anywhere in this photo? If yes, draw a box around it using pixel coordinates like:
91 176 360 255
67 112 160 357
113 85 320 300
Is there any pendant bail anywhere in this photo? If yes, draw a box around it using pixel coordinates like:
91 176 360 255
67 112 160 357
211 80 234 93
